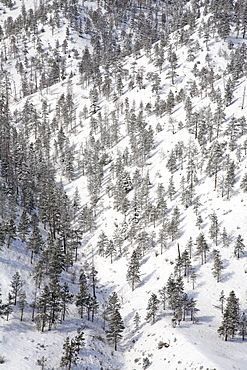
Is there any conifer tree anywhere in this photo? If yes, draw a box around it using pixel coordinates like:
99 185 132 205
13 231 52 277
18 210 30 242
133 312 141 331
106 308 125 351
60 282 73 322
26 225 45 264
212 249 223 282
234 234 245 259
219 290 225 314
195 232 209 264
209 211 219 246
145 293 160 324
10 272 24 305
76 270 88 319
239 312 247 341
126 250 141 291
18 289 27 321
218 291 240 341
60 329 85 370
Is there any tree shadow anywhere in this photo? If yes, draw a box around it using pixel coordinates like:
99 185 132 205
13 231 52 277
138 271 155 288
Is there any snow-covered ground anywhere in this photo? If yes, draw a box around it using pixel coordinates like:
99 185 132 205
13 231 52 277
0 1 247 369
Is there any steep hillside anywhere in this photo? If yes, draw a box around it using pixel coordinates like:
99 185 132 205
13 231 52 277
0 0 247 369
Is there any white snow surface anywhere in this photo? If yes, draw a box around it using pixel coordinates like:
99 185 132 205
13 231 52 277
0 1 247 369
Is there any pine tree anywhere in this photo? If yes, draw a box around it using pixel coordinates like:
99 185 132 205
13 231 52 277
133 312 141 331
10 272 24 305
219 290 225 314
145 293 160 324
234 234 245 259
195 232 209 264
106 308 125 351
222 227 229 248
35 285 51 332
239 312 247 341
209 211 219 246
157 225 168 254
18 289 27 321
76 270 88 319
60 282 73 322
212 249 223 282
60 329 85 370
190 269 197 290
240 173 247 193
218 291 240 341
126 250 141 291
167 175 176 200
5 218 17 248
206 140 223 189
105 292 121 321
224 77 234 106
26 225 45 264
97 230 109 257
18 210 30 242
105 239 116 264
225 160 235 199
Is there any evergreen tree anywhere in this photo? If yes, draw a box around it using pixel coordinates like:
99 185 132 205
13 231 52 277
106 308 125 351
234 234 245 259
5 218 17 248
209 211 219 246
218 291 240 341
126 250 141 291
212 249 224 282
105 239 116 264
206 140 223 189
167 175 176 200
10 272 24 305
76 270 88 319
224 159 235 199
240 173 247 193
133 312 141 331
18 289 27 321
60 329 85 370
97 230 109 257
35 285 51 332
26 225 45 264
60 282 73 322
195 232 209 264
239 312 247 341
18 210 30 242
105 292 121 321
145 293 160 324
157 225 168 254
222 227 229 248
219 290 225 314
224 77 234 106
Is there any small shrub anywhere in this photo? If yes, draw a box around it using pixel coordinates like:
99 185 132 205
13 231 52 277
143 357 151 369
0 356 5 364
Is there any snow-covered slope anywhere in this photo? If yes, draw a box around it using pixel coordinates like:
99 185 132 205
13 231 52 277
0 0 247 369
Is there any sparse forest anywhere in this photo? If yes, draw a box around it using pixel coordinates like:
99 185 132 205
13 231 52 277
0 0 246 368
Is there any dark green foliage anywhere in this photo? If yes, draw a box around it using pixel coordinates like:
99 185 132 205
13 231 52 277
239 312 247 341
126 250 141 291
106 308 125 351
60 329 85 370
76 270 88 319
145 293 160 324
10 272 24 306
234 234 245 259
212 249 223 282
209 211 219 246
26 225 44 264
195 232 209 264
218 291 240 341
